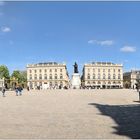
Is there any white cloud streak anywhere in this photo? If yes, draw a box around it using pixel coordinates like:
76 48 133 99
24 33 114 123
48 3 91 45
88 39 114 46
120 46 136 52
1 26 11 32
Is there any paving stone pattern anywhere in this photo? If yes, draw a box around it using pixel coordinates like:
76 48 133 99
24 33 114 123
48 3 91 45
0 89 140 139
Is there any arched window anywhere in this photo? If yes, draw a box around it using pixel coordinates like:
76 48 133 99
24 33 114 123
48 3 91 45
50 82 52 86
108 81 111 84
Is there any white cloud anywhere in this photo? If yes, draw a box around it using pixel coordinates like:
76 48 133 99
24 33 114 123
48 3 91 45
120 46 136 52
1 26 11 32
0 1 5 6
88 39 114 46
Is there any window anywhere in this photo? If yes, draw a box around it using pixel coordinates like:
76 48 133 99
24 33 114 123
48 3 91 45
108 69 110 72
98 74 100 79
29 74 32 80
98 69 100 72
39 69 42 73
87 74 90 79
55 69 57 72
44 74 47 79
98 81 101 84
60 81 63 86
88 69 90 72
34 82 37 86
29 82 33 88
55 82 58 86
103 69 105 72
39 74 42 79
103 74 105 79
118 69 121 72
113 69 115 73
44 69 47 73
29 70 32 73
55 74 57 79
50 82 52 86
93 69 95 72
113 74 116 79
108 74 111 79
39 82 42 86
34 70 37 73
93 74 95 79
87 81 90 84
49 74 52 79
50 69 52 72
34 74 37 80
118 74 121 79
60 69 62 72
60 74 63 79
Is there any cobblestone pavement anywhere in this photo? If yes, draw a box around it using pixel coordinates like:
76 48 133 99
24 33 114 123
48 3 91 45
0 89 140 139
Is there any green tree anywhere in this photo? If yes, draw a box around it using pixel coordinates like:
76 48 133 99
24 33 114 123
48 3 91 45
11 70 27 83
0 65 10 79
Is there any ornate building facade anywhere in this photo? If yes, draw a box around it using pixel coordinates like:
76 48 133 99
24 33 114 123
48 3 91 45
123 70 140 89
81 62 123 88
27 62 69 89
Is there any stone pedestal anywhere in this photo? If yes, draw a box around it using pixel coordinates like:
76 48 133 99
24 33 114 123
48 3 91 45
71 73 81 89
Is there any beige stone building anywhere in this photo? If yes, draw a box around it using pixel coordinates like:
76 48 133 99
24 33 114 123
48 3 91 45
123 70 140 89
81 62 123 88
27 62 69 89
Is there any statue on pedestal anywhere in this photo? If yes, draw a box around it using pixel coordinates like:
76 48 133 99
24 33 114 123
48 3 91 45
73 62 78 73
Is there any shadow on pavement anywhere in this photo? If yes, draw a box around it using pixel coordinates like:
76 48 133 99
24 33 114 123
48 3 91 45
88 103 140 139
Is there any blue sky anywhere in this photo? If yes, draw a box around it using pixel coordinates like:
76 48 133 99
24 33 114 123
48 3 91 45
0 1 140 75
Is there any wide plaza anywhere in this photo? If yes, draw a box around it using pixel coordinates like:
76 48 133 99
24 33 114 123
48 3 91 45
0 89 140 139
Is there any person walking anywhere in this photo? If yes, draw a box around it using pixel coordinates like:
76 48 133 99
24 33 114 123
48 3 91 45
18 85 23 96
15 86 19 96
2 86 6 97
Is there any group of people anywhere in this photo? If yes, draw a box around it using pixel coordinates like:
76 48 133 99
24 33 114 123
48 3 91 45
1 85 23 97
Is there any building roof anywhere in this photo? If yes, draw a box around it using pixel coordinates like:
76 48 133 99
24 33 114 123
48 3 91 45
92 62 115 65
84 62 122 66
27 62 66 67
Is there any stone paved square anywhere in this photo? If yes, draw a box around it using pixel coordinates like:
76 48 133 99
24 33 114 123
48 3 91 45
0 89 140 139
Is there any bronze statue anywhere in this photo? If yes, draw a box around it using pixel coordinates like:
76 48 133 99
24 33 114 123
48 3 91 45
73 62 78 73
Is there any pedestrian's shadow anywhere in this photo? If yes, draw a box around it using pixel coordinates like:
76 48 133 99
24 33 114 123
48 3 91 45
88 103 140 139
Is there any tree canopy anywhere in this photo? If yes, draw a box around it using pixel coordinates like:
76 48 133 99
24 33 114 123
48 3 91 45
0 65 10 79
11 70 27 83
